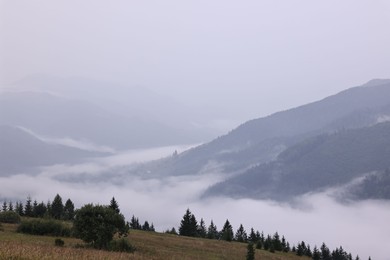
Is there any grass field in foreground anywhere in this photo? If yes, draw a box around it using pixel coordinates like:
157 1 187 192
0 223 309 260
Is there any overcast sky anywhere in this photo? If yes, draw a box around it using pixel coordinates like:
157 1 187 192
1 0 390 120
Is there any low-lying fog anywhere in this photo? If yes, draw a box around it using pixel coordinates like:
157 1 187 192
1 146 389 260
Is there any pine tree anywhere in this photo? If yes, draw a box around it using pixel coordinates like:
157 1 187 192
235 224 247 243
51 194 64 219
130 215 141 229
150 223 155 232
8 201 13 211
24 196 33 217
207 220 219 239
246 242 255 260
179 208 198 237
249 228 257 242
221 219 233 242
2 201 7 211
63 199 75 220
109 197 120 213
32 200 38 217
34 202 47 218
321 243 331 260
197 218 207 238
312 246 321 260
16 201 24 216
272 232 282 251
142 221 150 231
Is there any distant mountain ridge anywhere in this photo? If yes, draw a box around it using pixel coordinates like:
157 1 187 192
134 79 390 200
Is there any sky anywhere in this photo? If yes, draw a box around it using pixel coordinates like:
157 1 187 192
1 0 390 122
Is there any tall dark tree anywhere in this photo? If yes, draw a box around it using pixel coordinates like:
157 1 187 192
32 200 38 217
51 194 64 219
8 201 13 212
33 202 47 218
109 197 120 214
220 219 234 242
312 246 321 260
179 208 198 237
249 228 257 243
207 220 219 239
197 218 207 238
246 242 255 260
63 199 75 220
235 224 247 243
130 215 141 230
2 201 7 212
24 196 33 217
263 235 272 251
321 243 331 260
142 221 150 231
15 201 24 216
272 232 282 251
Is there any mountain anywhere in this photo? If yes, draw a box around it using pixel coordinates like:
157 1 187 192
0 91 204 150
205 122 390 200
136 79 390 179
0 125 106 176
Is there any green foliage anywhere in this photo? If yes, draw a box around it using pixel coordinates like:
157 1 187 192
109 238 135 253
109 197 120 214
54 238 65 247
24 196 33 217
207 220 219 239
221 219 233 242
51 194 64 219
235 224 247 243
0 211 21 223
197 218 207 238
179 208 198 237
63 199 75 220
17 219 71 237
73 204 129 249
246 242 255 260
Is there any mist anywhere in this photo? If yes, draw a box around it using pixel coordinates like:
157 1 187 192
1 147 389 260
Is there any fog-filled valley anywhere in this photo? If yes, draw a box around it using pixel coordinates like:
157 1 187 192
1 1 390 259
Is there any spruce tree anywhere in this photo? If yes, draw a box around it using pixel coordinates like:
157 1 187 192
63 199 75 220
130 215 141 229
312 246 321 260
249 228 257 243
207 220 219 239
109 197 120 213
221 219 233 242
34 202 47 218
321 243 331 260
142 221 150 231
179 208 198 237
2 201 7 212
246 242 255 260
235 224 247 243
51 194 64 219
24 196 33 217
197 218 207 238
272 232 282 251
32 200 38 217
16 201 24 216
8 201 13 212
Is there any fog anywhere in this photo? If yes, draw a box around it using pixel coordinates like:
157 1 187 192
1 147 389 260
1 0 390 123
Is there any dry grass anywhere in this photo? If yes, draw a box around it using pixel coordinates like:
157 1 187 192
0 223 308 260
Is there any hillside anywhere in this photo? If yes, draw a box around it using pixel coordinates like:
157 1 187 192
0 125 106 176
135 80 390 178
206 122 390 200
0 223 306 260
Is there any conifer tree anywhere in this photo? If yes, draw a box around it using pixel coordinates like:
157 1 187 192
197 218 207 238
272 232 282 251
312 246 321 260
32 200 38 217
221 219 233 242
130 215 141 229
2 201 7 212
34 202 47 218
24 196 33 217
8 201 13 211
142 221 150 231
235 224 247 243
249 228 257 242
63 199 75 220
51 194 64 219
246 242 255 260
15 201 24 216
207 220 219 239
179 208 198 237
109 197 120 213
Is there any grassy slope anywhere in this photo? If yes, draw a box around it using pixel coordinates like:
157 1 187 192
0 223 308 260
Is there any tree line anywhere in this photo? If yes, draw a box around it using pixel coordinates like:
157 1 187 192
176 208 371 260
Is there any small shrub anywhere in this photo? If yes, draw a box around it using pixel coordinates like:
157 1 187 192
17 219 72 237
109 238 135 253
54 238 65 247
0 211 21 224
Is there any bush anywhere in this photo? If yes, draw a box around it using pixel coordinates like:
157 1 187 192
0 211 21 224
17 219 72 237
109 238 135 253
55 238 65 247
